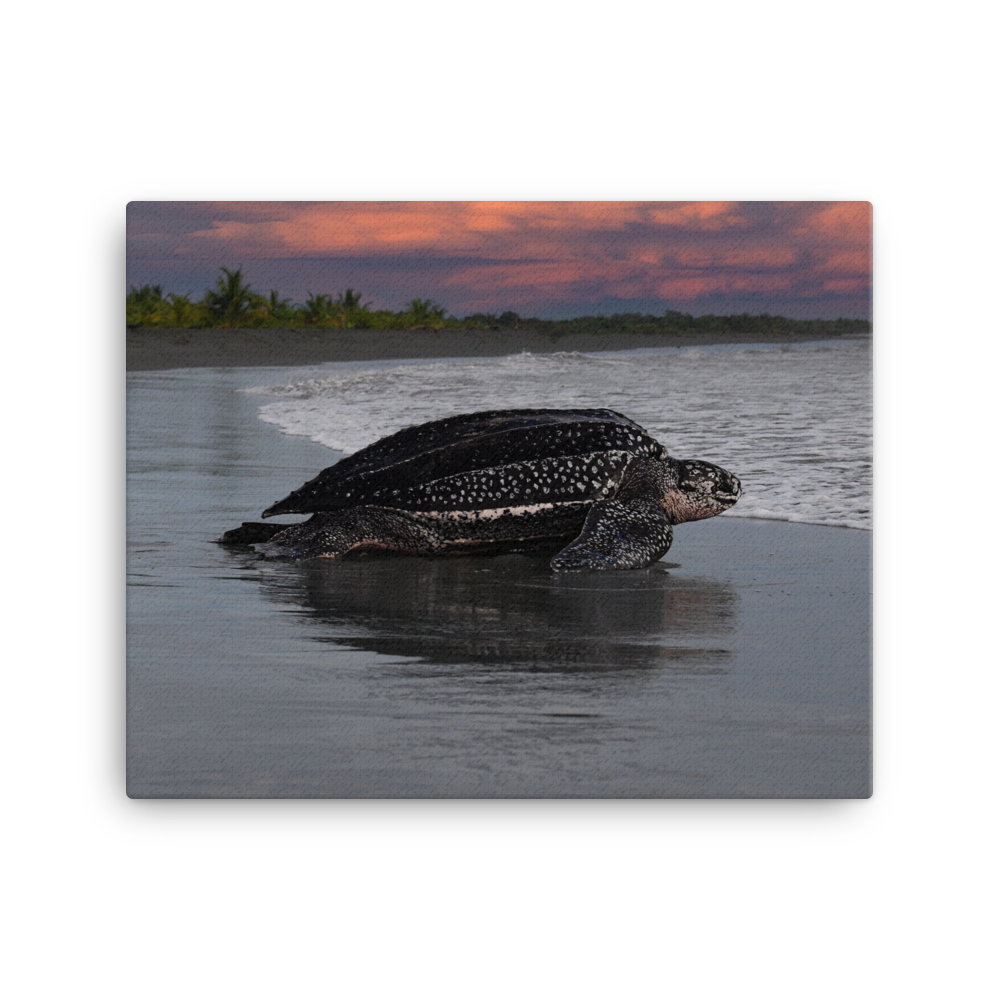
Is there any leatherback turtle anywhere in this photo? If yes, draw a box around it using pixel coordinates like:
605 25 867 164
220 408 742 571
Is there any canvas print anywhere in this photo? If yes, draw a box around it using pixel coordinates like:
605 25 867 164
126 201 872 798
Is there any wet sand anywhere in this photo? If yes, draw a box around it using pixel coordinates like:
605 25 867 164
126 325 870 371
126 363 872 798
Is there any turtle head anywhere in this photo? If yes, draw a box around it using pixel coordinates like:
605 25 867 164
662 458 742 524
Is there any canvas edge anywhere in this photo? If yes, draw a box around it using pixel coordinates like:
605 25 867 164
84 185 894 840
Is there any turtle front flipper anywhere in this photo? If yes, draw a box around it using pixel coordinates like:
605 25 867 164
253 508 439 560
550 457 674 571
549 496 673 571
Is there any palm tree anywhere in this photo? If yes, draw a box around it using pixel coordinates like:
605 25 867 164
266 290 294 320
243 289 296 325
166 292 203 327
405 299 447 328
203 268 256 327
337 288 369 310
126 284 167 326
336 288 372 328
303 292 340 325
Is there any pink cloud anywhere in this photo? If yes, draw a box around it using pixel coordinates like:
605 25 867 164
656 277 730 299
822 278 871 294
818 249 872 275
130 201 872 314
719 247 798 268
805 201 872 239
184 201 761 259
648 202 744 229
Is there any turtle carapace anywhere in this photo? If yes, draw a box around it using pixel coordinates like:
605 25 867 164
220 408 742 571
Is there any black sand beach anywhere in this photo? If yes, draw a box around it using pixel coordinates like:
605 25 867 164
126 360 872 798
127 326 870 371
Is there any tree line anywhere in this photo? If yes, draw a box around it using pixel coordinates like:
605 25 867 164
127 268 872 337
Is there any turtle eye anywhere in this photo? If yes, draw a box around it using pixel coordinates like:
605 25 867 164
679 481 700 493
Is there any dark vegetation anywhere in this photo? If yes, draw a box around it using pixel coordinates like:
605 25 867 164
127 268 873 337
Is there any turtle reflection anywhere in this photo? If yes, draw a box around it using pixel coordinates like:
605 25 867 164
259 554 738 672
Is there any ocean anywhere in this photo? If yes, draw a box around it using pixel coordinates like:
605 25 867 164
126 340 872 797
250 339 872 530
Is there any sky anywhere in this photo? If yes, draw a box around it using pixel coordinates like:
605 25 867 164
126 201 872 320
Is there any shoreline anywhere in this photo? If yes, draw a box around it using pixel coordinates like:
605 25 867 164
126 326 871 371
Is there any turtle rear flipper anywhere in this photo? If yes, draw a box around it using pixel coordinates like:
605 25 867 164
254 508 439 560
219 522 290 546
550 457 674 571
